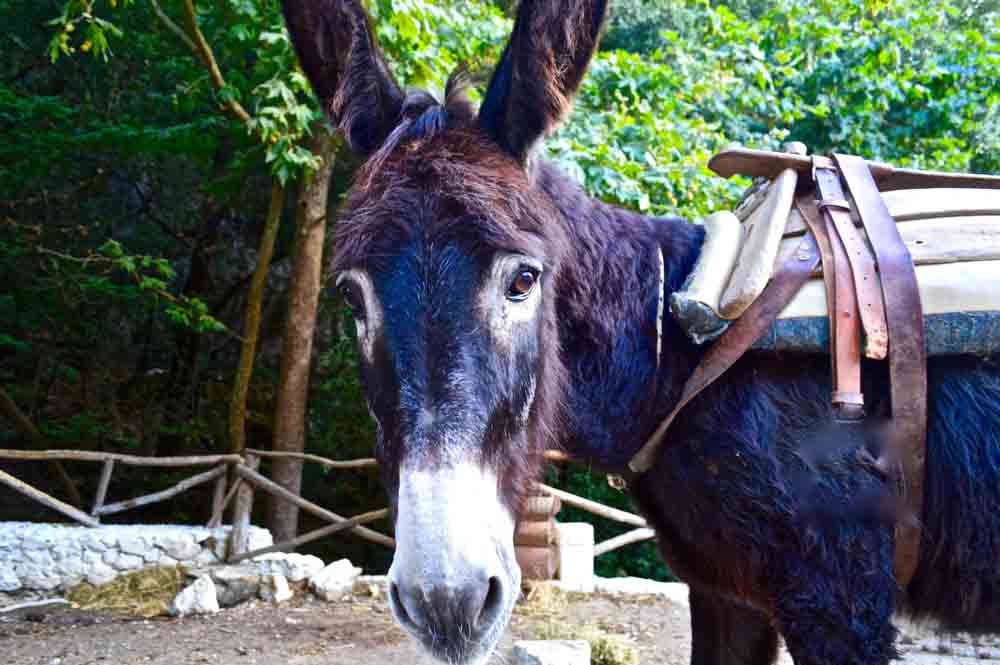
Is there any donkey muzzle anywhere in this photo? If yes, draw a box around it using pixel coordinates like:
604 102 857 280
387 461 519 663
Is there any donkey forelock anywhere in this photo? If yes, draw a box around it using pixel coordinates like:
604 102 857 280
334 74 566 271
331 71 571 511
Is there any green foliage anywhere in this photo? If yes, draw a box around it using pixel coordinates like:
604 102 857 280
550 464 674 581
2 0 995 577
48 0 134 62
550 0 999 223
46 0 324 184
371 0 510 90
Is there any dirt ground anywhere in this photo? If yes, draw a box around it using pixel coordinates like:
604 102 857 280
0 590 698 665
5 589 999 665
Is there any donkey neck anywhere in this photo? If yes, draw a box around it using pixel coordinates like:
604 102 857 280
534 163 706 469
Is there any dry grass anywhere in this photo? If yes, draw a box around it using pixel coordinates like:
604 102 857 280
534 618 639 665
515 581 570 618
66 566 186 618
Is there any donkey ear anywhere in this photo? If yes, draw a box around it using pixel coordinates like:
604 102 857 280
281 0 404 156
478 0 608 164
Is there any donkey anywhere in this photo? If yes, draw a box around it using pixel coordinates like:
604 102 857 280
280 1 1000 664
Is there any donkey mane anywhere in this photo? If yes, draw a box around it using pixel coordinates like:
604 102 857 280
333 75 565 277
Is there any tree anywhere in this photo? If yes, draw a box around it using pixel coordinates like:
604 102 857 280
268 131 338 543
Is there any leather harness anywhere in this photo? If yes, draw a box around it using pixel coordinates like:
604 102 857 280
626 152 934 588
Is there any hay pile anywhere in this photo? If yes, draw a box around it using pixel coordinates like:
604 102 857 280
66 566 186 618
518 583 639 665
535 620 639 665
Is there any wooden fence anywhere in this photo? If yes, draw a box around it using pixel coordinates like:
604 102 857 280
0 447 653 562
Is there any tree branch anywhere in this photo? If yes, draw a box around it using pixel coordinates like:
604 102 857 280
149 0 196 52
229 181 285 453
148 0 252 125
179 0 252 124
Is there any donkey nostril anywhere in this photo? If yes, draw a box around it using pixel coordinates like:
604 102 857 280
477 576 505 628
389 582 416 630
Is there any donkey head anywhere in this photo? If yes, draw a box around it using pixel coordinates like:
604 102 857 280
282 1 607 662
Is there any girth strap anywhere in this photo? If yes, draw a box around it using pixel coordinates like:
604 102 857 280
798 195 865 419
628 203 822 474
834 153 928 589
814 165 889 362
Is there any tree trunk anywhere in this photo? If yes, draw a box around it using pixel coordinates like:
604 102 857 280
267 132 338 544
229 180 285 454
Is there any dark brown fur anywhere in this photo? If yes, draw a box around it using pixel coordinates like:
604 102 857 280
282 3 1000 665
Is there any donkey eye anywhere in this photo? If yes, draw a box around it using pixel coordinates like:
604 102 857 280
506 269 538 301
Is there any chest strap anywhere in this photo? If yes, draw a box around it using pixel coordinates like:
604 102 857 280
627 198 822 474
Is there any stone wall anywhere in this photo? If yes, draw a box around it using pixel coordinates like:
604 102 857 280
0 522 272 597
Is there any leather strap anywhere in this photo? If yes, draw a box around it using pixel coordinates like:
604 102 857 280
814 165 889 361
834 153 928 589
628 205 822 474
797 196 864 419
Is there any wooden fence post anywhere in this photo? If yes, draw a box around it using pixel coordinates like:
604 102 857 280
228 454 258 560
210 469 227 526
91 459 114 518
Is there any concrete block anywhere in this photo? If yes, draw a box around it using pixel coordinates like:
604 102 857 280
513 640 591 665
556 523 594 593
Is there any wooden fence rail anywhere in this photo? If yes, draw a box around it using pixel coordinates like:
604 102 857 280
536 480 657 558
0 468 99 527
0 449 242 466
0 448 394 561
244 448 378 469
0 447 654 561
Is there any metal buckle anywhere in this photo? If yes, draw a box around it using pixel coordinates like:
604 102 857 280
607 474 628 491
817 198 852 212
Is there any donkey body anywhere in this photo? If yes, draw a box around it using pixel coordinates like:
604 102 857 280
281 1 1000 664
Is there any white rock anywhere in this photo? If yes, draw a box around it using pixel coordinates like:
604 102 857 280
170 575 220 617
0 567 21 593
158 533 200 561
246 528 274 553
107 552 144 571
84 563 118 586
192 549 220 567
118 535 148 558
253 552 325 583
16 563 61 591
21 528 58 550
51 543 82 562
23 549 55 566
353 575 389 596
593 577 690 605
211 566 261 607
513 640 591 665
259 574 293 603
309 559 361 601
157 553 179 567
78 531 106 552
81 550 104 565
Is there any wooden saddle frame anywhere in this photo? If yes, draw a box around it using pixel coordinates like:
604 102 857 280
628 147 1000 588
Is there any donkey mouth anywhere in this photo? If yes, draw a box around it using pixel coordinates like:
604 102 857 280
387 459 522 664
388 569 519 665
